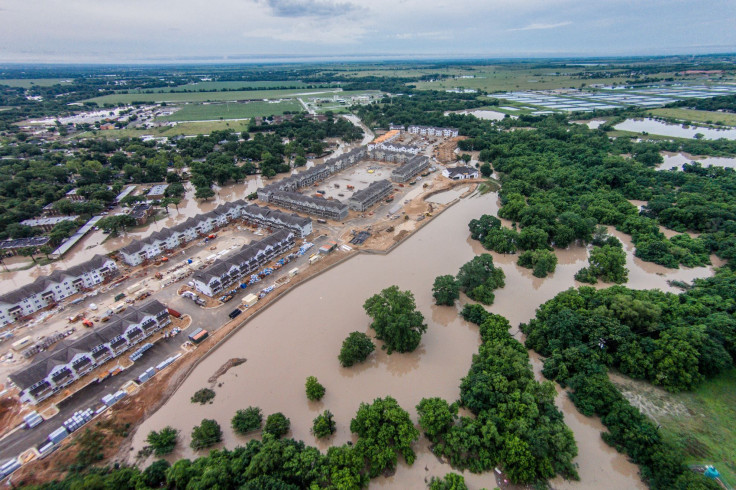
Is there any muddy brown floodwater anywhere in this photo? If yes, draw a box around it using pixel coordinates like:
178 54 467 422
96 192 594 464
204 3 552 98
130 192 719 489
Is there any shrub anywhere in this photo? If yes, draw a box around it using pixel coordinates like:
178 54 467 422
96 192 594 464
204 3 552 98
305 376 326 401
263 412 290 438
190 388 215 404
146 426 178 456
338 331 375 367
231 406 262 435
190 419 222 450
312 410 337 438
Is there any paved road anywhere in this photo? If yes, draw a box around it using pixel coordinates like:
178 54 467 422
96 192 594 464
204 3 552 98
0 234 329 462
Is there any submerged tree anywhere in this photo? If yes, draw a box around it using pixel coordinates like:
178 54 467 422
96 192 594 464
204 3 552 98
363 286 427 354
338 331 375 367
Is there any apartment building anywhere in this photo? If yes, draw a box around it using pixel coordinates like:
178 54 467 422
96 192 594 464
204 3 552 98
9 300 170 405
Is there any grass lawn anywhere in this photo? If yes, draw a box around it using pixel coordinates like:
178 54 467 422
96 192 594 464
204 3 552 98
85 88 344 105
74 120 252 139
161 100 303 121
658 368 736 488
649 108 736 127
0 78 72 88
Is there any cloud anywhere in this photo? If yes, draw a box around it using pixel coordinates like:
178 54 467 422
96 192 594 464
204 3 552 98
394 31 453 41
260 0 359 17
507 21 571 31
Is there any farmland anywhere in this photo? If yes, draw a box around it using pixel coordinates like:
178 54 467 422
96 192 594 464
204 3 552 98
414 68 642 92
0 78 72 88
85 88 345 105
74 119 252 139
146 80 325 92
161 100 302 121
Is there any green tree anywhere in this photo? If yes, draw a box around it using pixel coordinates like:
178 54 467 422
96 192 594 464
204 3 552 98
305 376 326 401
518 226 549 250
482 227 518 254
468 214 501 241
479 163 492 178
350 396 419 478
429 473 468 490
190 419 222 450
263 412 290 438
432 275 460 306
456 254 506 305
338 331 375 367
576 244 628 284
417 397 458 443
232 406 263 434
146 426 178 456
517 249 558 278
363 286 427 354
195 186 215 200
142 459 170 487
312 410 337 439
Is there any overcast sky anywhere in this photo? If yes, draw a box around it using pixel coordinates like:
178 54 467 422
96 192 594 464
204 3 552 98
0 0 734 63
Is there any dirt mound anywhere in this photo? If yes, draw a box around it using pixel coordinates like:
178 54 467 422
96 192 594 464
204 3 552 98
0 395 24 433
208 358 246 384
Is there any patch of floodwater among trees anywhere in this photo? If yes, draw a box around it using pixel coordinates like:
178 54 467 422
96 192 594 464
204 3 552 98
659 152 736 171
615 118 736 140
444 109 510 121
129 192 718 488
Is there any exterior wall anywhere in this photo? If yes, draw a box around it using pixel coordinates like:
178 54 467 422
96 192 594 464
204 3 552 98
347 180 393 211
15 302 169 405
0 259 118 327
193 232 295 297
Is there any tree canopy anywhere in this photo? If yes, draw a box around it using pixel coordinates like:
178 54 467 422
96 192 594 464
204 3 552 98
456 254 506 305
338 331 375 367
363 286 427 354
350 396 420 478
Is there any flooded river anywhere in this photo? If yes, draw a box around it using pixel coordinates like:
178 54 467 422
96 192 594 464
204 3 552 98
129 192 718 489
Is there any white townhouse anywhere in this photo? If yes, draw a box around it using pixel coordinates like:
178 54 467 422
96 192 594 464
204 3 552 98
9 300 170 405
0 255 118 326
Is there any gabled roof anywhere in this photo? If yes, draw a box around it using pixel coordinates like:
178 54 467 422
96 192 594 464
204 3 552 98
9 299 167 390
0 255 114 306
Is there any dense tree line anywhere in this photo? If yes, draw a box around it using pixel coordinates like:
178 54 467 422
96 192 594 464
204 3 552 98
21 396 423 489
523 275 735 392
355 90 495 134
457 116 736 269
667 94 736 113
415 305 578 485
521 277 735 488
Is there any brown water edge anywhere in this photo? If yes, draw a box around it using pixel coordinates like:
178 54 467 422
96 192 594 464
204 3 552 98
128 192 716 489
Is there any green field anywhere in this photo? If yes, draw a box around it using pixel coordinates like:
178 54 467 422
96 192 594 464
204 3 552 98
86 88 344 105
658 368 736 487
74 120 252 139
0 78 72 88
414 67 639 92
649 108 736 127
161 100 303 121
153 80 320 92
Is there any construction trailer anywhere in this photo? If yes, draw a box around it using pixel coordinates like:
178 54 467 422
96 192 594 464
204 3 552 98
188 328 209 344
